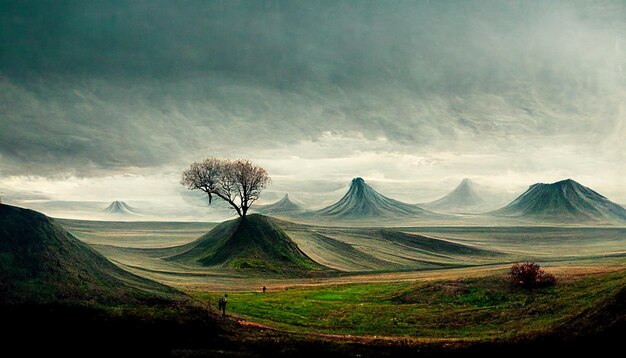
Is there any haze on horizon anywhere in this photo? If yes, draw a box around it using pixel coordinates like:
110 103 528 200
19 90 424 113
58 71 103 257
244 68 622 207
1 1 625 220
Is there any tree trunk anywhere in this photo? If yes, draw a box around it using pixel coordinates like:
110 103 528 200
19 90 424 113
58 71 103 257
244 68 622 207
213 192 243 217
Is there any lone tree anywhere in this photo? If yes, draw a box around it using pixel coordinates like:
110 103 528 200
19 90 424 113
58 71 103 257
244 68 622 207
181 158 271 217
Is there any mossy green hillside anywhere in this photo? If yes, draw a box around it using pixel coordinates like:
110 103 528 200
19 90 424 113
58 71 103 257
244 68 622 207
0 204 182 305
169 214 326 274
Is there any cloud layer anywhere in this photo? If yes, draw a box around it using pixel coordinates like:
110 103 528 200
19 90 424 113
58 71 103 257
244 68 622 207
1 1 625 211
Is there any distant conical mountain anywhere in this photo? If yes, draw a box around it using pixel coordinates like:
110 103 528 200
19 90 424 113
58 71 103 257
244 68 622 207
255 194 306 215
0 204 178 305
104 201 139 215
422 178 485 213
168 214 326 274
492 179 626 223
316 177 435 219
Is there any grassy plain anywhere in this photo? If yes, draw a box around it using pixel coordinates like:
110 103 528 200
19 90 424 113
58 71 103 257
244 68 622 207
192 268 626 339
58 218 626 340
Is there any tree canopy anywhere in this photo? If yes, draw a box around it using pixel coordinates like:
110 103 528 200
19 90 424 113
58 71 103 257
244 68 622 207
181 158 271 217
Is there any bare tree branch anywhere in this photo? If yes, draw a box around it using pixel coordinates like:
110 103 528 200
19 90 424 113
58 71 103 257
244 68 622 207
181 157 271 217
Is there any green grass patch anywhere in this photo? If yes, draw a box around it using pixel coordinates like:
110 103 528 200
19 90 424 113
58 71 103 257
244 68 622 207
191 269 626 339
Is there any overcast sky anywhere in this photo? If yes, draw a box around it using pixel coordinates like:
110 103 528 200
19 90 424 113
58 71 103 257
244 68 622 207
1 0 625 218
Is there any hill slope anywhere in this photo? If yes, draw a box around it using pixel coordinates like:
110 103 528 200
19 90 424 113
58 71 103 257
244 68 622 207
0 204 179 305
316 177 436 219
169 214 326 274
255 194 306 215
492 179 626 223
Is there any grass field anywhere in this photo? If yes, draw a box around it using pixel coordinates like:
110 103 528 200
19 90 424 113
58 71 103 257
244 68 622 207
192 268 626 339
58 218 626 341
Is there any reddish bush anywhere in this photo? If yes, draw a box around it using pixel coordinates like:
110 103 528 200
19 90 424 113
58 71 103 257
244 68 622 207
509 261 556 289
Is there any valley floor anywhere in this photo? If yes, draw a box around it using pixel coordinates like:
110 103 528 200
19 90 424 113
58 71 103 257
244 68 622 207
58 218 626 344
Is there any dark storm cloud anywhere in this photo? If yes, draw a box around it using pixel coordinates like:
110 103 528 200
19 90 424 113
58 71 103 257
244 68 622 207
1 0 625 177
5 1 620 88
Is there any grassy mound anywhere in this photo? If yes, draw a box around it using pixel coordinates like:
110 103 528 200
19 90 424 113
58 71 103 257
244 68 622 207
169 214 327 274
0 204 181 305
0 204 265 356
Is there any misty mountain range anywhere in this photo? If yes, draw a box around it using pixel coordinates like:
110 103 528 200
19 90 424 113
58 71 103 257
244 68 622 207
6 177 626 225
265 177 626 225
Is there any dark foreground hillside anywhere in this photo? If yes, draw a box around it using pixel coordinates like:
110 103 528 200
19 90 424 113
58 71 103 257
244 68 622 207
3 298 625 358
0 204 228 355
0 204 181 305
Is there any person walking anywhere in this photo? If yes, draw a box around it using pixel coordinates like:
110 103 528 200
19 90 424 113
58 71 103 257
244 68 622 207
218 294 228 316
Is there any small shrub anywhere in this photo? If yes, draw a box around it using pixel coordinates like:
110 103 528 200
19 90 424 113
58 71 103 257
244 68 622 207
509 261 556 290
536 269 556 286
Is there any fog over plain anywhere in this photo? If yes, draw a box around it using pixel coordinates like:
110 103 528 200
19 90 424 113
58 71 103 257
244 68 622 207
1 1 625 220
